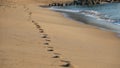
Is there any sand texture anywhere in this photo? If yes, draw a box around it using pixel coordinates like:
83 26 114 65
0 0 120 68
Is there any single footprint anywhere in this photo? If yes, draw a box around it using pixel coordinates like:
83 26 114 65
47 48 54 52
39 29 44 33
39 28 44 33
60 60 71 67
36 24 41 28
45 39 51 42
32 20 35 23
41 34 48 38
52 53 61 58
29 12 32 15
44 42 49 45
53 55 59 58
47 46 54 51
32 20 37 25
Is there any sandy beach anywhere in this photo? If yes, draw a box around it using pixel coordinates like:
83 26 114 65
0 0 120 68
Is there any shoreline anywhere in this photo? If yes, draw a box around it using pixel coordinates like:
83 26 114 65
63 12 119 35
59 10 120 38
49 7 120 34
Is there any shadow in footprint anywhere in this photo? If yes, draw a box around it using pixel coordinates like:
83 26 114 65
44 42 49 45
47 49 54 51
47 46 54 51
39 29 44 33
52 53 61 58
41 34 48 38
36 25 41 28
60 60 71 68
32 20 37 25
29 12 32 15
52 55 60 58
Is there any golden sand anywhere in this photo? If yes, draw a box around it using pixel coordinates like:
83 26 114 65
0 0 120 68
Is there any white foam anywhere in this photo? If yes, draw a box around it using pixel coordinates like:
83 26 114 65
80 10 103 19
49 7 80 12
50 7 110 22
79 10 117 23
114 23 120 25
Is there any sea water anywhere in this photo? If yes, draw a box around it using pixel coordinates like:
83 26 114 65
50 3 120 33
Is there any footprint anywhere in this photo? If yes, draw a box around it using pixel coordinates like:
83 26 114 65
47 46 54 51
45 39 51 42
41 34 48 38
52 54 60 58
60 60 71 67
40 30 44 33
52 53 61 58
29 12 32 15
44 42 49 45
36 24 41 28
39 29 44 33
32 20 35 23
32 20 37 25
52 55 60 58
47 48 54 51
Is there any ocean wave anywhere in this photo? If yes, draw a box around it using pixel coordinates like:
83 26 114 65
50 7 120 25
79 10 115 23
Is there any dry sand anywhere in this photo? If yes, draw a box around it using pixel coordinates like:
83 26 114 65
0 0 120 68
